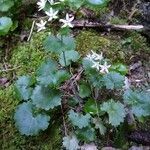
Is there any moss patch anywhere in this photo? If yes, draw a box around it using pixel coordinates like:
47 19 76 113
76 30 150 63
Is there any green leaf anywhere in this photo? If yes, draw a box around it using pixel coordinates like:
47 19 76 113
101 99 126 126
0 17 13 35
76 126 96 142
68 110 91 129
37 59 58 76
123 90 150 117
110 63 128 75
79 82 91 98
93 118 106 135
103 72 125 89
14 102 50 136
37 70 70 87
15 76 33 101
63 135 79 150
59 50 80 66
84 99 97 115
87 0 106 5
43 35 76 54
0 1 14 12
37 59 70 86
31 85 61 110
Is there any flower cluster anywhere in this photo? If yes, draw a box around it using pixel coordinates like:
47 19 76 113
86 50 111 74
36 0 74 32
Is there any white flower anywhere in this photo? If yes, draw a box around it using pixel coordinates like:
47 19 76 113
59 13 74 28
99 61 111 74
37 0 47 11
91 50 103 61
45 8 59 21
86 54 95 61
92 61 100 71
36 20 47 32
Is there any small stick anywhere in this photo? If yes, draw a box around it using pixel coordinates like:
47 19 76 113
61 103 68 136
27 20 35 42
0 66 21 72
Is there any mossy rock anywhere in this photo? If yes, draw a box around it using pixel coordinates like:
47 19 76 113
76 30 150 63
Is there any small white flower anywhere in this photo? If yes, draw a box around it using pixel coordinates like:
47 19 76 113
36 20 47 32
59 13 74 28
45 8 59 21
99 61 111 74
91 50 103 61
86 54 95 61
92 61 100 71
37 0 47 11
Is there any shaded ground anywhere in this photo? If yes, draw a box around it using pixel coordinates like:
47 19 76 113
0 0 150 149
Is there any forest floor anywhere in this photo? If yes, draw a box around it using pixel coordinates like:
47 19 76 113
0 0 150 149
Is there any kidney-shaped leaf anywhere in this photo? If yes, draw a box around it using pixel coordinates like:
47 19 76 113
101 99 126 126
15 76 33 101
59 50 80 66
63 135 79 150
14 102 50 136
0 17 13 35
68 110 91 129
43 35 76 54
31 85 61 110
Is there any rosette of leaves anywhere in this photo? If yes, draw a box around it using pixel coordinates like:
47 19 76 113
14 59 70 135
14 102 50 136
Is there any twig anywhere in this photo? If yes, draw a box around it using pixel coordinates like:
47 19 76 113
72 20 144 30
61 103 68 136
0 66 21 72
27 20 35 42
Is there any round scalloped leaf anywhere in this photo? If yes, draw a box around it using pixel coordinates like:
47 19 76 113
68 110 91 129
75 126 96 142
14 102 50 136
31 85 61 110
59 50 80 66
103 72 125 90
101 99 126 127
79 83 91 98
15 76 33 101
63 135 79 150
0 17 13 35
43 35 76 54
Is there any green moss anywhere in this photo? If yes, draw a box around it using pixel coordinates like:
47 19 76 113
76 30 150 63
10 31 50 76
76 30 125 62
110 17 127 25
76 30 110 55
